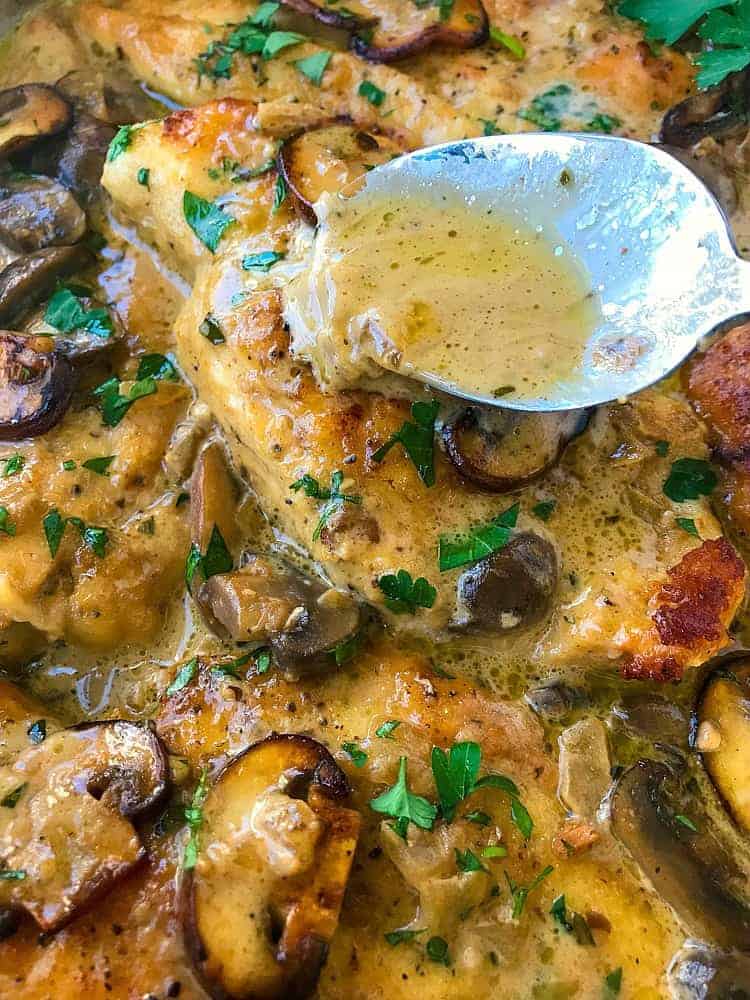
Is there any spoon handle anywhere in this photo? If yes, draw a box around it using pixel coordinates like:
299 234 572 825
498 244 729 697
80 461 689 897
716 254 750 336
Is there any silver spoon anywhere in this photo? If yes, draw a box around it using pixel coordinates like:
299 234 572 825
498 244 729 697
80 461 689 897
355 133 750 412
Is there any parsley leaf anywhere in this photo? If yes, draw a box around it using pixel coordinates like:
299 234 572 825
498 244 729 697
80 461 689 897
185 525 233 593
0 869 26 881
296 50 331 85
490 26 525 58
290 470 362 541
183 767 210 869
438 502 519 571
675 812 699 832
252 2 280 29
426 936 450 966
183 190 235 252
384 927 426 946
2 454 23 477
370 756 437 839
377 569 436 614
0 506 15 537
466 809 492 826
550 894 595 944
655 439 670 457
676 516 700 537
262 30 305 59
518 84 571 131
44 287 114 339
482 844 508 858
604 967 623 996
372 400 439 486
199 314 225 344
506 864 553 919
107 124 138 162
254 647 272 674
619 0 728 45
532 499 556 522
359 80 386 107
375 719 401 739
43 508 66 557
242 250 285 271
136 353 178 382
663 458 717 502
455 847 489 873
82 455 115 476
342 742 368 767
93 375 157 427
167 657 198 696
137 167 150 187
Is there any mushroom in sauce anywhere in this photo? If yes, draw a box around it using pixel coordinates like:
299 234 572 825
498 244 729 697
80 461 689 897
0 174 86 252
0 331 74 439
0 85 71 160
182 734 360 1000
0 244 91 326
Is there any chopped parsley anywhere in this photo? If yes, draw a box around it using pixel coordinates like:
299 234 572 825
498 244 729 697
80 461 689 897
532 499 556 522
375 719 401 739
455 847 489 873
137 167 150 188
370 756 437 840
44 287 114 339
107 123 139 162
372 399 439 486
62 460 76 471
167 657 198 696
0 506 15 537
333 632 361 665
66 517 109 558
466 809 491 826
342 742 368 767
0 783 27 808
183 190 235 252
586 112 622 133
604 967 623 996
199 314 225 344
426 936 450 966
0 869 26 881
183 767 210 870
655 439 670 457
296 50 332 85
194 6 305 79
82 455 115 476
438 502 519 572
93 375 157 428
675 813 699 832
254 647 272 674
232 159 276 182
619 0 750 88
506 864 553 919
479 118 502 136
136 353 179 382
290 470 362 541
663 458 717 502
489 25 525 58
482 844 508 858
550 894 595 945
242 250 286 271
42 509 66 557
518 84 572 131
27 719 46 744
185 524 233 591
676 516 700 537
271 173 287 214
384 927 426 946
358 80 386 107
377 569 436 614
3 454 23 477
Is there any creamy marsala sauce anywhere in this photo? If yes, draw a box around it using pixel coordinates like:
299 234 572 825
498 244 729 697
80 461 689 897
285 182 601 401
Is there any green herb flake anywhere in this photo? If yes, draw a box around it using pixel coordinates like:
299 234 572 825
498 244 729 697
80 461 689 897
202 524 234 579
27 719 46 744
358 80 386 107
0 506 15 537
426 936 450 966
136 353 179 382
479 118 501 136
0 869 26 881
0 783 27 808
242 250 286 271
518 83 572 131
455 847 488 873
262 30 305 59
439 502 519 572
251 1 281 28
290 470 362 541
333 632 361 665
82 455 115 476
199 314 225 344
93 375 158 428
676 516 700 537
80 525 108 558
107 124 136 162
137 167 150 188
254 647 272 674
183 767 210 870
183 190 235 253
342 742 368 767
655 439 670 457
369 756 437 839
272 173 287 213
489 25 526 58
375 719 401 739
675 813 699 832
604 966 623 996
466 809 492 826
3 454 24 477
185 542 202 592
506 864 553 919
372 399 439 486
62 460 76 471
167 657 198 696
44 287 114 339
663 458 717 502
481 844 508 858
384 927 426 946
43 508 66 557
586 112 622 134
377 570 436 615
532 499 556 522
296 50 332 85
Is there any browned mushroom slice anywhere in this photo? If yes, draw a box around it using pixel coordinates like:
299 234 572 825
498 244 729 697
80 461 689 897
56 69 157 126
281 0 488 62
278 124 402 224
697 662 750 833
0 175 86 252
198 554 361 670
191 440 241 555
611 760 750 951
660 68 750 148
183 734 360 1000
0 332 74 440
0 85 71 159
30 112 116 208
454 532 558 632
0 720 168 932
0 244 91 326
442 406 588 493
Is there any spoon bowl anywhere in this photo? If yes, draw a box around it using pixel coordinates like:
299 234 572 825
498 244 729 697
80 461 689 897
359 133 750 412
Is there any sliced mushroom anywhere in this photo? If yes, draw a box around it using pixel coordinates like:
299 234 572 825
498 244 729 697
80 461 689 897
0 720 168 931
198 554 361 671
0 85 71 160
56 69 156 126
0 332 74 439
0 244 91 326
278 124 402 224
442 406 589 492
280 0 488 62
697 662 750 833
610 760 750 951
191 440 241 555
667 943 750 999
453 532 557 632
660 69 750 148
30 112 116 208
182 734 360 1000
0 174 86 252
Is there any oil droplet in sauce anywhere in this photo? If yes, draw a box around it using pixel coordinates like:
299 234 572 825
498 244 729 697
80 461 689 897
285 186 602 402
